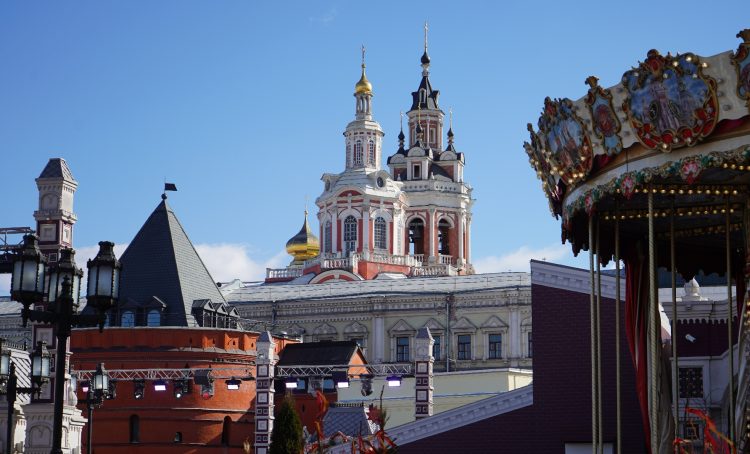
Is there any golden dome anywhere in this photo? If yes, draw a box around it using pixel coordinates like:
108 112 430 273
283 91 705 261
285 210 320 266
355 64 372 95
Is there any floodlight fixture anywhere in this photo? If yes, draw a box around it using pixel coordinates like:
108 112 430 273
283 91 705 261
153 380 168 392
133 379 145 399
332 370 349 389
386 374 402 387
285 377 298 389
225 378 242 390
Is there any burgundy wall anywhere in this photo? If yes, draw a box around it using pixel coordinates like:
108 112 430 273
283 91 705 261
676 318 738 357
398 283 647 453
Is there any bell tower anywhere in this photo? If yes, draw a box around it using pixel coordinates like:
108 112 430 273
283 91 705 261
33 158 78 262
344 46 384 171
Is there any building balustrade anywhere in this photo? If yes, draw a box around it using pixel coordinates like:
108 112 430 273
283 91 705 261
265 267 303 280
411 264 457 277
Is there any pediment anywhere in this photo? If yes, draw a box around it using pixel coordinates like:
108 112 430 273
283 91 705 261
440 150 457 161
344 321 368 334
389 154 405 163
287 323 306 336
521 316 532 327
389 318 416 334
481 315 509 330
423 318 445 332
451 316 477 331
407 147 426 157
313 322 338 336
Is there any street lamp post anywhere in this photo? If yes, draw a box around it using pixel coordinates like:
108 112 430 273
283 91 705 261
1 339 52 454
10 235 121 454
84 363 110 454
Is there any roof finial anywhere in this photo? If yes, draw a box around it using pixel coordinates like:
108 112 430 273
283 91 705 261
400 110 404 130
449 106 453 130
355 45 373 95
421 22 431 75
398 111 405 149
304 195 309 217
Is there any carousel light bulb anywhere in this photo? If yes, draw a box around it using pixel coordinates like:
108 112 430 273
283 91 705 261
733 190 738 195
686 55 693 62
731 164 737 169
672 61 679 67
701 62 708 68
679 189 684 194
740 165 745 170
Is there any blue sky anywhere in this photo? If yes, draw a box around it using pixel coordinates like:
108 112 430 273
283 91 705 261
1 1 747 292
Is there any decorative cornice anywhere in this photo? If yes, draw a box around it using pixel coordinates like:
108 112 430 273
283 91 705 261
530 260 624 299
388 384 533 445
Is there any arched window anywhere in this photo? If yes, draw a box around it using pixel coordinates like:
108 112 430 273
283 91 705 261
438 219 451 255
147 310 160 327
354 141 363 166
174 432 183 443
420 89 426 103
408 219 425 256
344 216 357 255
374 217 387 251
368 140 376 166
346 142 351 166
324 221 332 254
221 416 231 446
129 415 140 443
121 310 135 327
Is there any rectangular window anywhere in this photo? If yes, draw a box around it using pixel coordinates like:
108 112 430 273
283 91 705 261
679 367 703 398
488 334 502 359
432 335 441 360
457 334 472 360
374 218 387 250
528 332 532 358
396 336 410 362
413 164 421 180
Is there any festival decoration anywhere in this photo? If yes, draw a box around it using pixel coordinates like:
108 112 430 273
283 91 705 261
732 29 750 111
622 50 718 152
585 76 623 156
537 97 593 186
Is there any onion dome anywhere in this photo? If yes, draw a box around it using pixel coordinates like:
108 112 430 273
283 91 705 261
421 50 431 65
355 64 372 95
285 210 320 266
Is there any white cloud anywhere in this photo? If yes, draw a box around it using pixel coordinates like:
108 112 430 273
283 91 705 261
473 244 569 273
195 243 288 283
309 7 337 24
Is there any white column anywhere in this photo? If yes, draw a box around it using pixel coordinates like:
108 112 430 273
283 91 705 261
362 204 370 253
255 332 277 454
374 316 385 363
331 209 338 255
466 214 472 264
457 210 465 267
510 309 520 359
429 208 437 262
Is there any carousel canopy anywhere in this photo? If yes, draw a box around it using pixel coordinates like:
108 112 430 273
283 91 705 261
523 29 750 277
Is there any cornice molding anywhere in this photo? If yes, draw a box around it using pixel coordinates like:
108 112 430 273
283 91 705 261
388 384 533 445
530 260 624 299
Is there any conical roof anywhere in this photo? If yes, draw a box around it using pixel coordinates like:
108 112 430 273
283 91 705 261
38 158 76 181
117 196 225 326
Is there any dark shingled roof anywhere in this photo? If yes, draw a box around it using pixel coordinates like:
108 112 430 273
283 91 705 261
277 341 361 366
322 404 378 438
38 158 75 181
117 198 225 326
409 75 440 111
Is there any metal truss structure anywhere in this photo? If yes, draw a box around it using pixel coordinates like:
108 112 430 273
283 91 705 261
276 363 413 378
74 366 254 381
0 227 33 274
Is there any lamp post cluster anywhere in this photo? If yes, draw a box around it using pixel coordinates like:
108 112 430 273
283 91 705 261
1 339 52 454
9 234 121 454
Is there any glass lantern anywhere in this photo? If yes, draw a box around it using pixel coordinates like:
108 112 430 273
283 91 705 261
47 248 83 308
31 341 51 386
86 241 121 314
11 234 47 310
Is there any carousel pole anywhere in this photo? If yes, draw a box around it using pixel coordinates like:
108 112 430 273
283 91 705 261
670 201 679 453
648 190 658 454
589 214 598 454
596 217 603 453
726 196 735 445
615 205 622 454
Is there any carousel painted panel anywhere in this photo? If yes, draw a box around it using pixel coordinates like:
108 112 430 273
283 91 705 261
732 29 750 111
538 97 593 185
622 50 718 152
585 76 623 156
